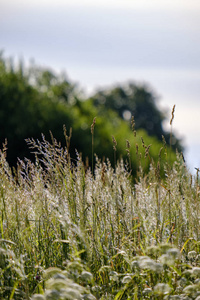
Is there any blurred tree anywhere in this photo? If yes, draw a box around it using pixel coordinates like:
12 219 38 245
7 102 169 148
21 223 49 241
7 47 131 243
90 82 182 152
0 53 178 176
0 53 76 164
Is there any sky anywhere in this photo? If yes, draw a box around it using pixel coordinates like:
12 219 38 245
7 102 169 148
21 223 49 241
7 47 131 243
1 0 200 173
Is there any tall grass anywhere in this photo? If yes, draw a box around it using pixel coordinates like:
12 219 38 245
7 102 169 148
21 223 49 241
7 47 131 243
0 117 200 299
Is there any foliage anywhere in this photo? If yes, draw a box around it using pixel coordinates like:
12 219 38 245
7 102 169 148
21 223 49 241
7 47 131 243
0 53 179 173
0 132 200 299
0 53 76 165
89 82 183 152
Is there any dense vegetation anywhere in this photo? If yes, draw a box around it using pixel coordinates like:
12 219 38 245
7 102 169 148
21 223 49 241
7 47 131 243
0 52 181 175
0 131 200 299
1 53 198 299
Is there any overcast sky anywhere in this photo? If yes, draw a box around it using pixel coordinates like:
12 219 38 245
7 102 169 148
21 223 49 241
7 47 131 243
1 0 200 172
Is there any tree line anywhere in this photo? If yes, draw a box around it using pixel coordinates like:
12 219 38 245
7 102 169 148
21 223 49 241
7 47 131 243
0 53 182 175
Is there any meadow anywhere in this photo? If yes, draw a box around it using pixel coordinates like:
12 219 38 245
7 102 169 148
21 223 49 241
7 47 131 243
1 116 200 300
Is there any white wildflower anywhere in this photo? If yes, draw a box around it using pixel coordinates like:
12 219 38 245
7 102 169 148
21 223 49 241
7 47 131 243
138 257 157 270
154 283 172 296
139 257 163 273
159 254 175 266
167 248 180 260
192 267 200 277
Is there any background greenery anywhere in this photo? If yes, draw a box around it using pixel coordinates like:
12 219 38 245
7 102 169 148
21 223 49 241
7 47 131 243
0 52 182 174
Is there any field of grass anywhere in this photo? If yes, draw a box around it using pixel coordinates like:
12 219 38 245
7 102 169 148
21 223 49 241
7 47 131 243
1 119 200 299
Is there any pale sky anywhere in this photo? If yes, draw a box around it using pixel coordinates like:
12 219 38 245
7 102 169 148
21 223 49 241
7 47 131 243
1 0 200 172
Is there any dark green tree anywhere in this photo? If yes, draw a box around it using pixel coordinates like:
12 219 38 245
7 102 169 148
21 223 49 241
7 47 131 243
0 54 76 165
0 53 178 176
90 82 182 152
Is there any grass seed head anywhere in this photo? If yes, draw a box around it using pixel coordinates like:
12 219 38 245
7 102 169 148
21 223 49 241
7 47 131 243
91 117 96 134
170 104 176 125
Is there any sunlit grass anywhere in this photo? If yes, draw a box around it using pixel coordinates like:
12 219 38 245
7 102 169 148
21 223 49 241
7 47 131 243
0 124 200 299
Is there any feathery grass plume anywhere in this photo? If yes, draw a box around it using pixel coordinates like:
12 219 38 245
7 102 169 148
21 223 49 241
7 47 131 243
91 117 96 135
141 136 145 148
112 135 117 165
131 115 136 137
170 104 176 153
154 283 172 296
63 124 72 162
91 117 96 174
162 135 167 152
144 144 152 159
126 139 131 170
170 105 176 126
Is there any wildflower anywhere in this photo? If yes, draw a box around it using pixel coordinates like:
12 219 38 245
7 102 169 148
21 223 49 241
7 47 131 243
139 257 163 273
154 263 164 273
167 248 180 260
138 257 157 270
159 254 175 266
35 274 41 281
154 283 172 296
192 267 200 277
